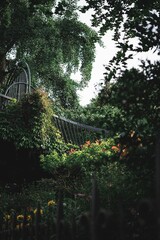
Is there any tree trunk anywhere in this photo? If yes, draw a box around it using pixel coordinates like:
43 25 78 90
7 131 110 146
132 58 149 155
0 53 7 87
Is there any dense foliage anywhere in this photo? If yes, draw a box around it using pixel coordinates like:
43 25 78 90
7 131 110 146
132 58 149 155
0 1 159 233
0 89 61 149
0 89 65 182
41 135 154 209
81 0 160 81
79 62 160 138
0 0 101 109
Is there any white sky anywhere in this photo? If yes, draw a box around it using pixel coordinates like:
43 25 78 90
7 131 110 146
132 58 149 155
73 2 160 106
75 33 117 105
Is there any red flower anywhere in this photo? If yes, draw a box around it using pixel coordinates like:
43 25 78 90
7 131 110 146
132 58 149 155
68 148 76 154
111 145 120 152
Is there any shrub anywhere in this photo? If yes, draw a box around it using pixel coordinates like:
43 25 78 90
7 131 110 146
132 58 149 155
41 135 153 210
0 89 62 150
0 89 65 182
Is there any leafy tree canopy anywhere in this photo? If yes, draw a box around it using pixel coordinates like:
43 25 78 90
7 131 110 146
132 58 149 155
0 0 101 108
83 61 160 139
81 0 160 80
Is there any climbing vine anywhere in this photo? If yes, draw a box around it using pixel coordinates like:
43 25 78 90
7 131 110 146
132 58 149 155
0 89 62 150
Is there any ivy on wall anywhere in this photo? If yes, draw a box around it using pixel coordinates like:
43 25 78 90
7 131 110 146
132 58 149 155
0 89 62 150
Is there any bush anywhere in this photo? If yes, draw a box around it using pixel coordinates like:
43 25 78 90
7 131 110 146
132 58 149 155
0 89 65 182
40 135 153 210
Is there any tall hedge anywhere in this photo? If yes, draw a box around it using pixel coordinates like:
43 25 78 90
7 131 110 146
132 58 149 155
0 89 63 182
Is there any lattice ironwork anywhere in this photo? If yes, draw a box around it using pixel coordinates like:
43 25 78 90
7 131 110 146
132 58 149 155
0 61 32 108
53 115 109 145
0 60 108 144
5 61 32 99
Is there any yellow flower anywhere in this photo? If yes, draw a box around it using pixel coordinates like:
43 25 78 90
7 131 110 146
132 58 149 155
17 215 24 221
27 215 32 221
48 200 56 207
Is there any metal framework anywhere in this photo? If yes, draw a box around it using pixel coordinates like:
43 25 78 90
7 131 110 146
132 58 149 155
0 60 32 108
53 115 109 145
0 61 108 145
5 61 32 99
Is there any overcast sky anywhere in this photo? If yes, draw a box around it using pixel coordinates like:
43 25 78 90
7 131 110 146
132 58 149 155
73 2 160 106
